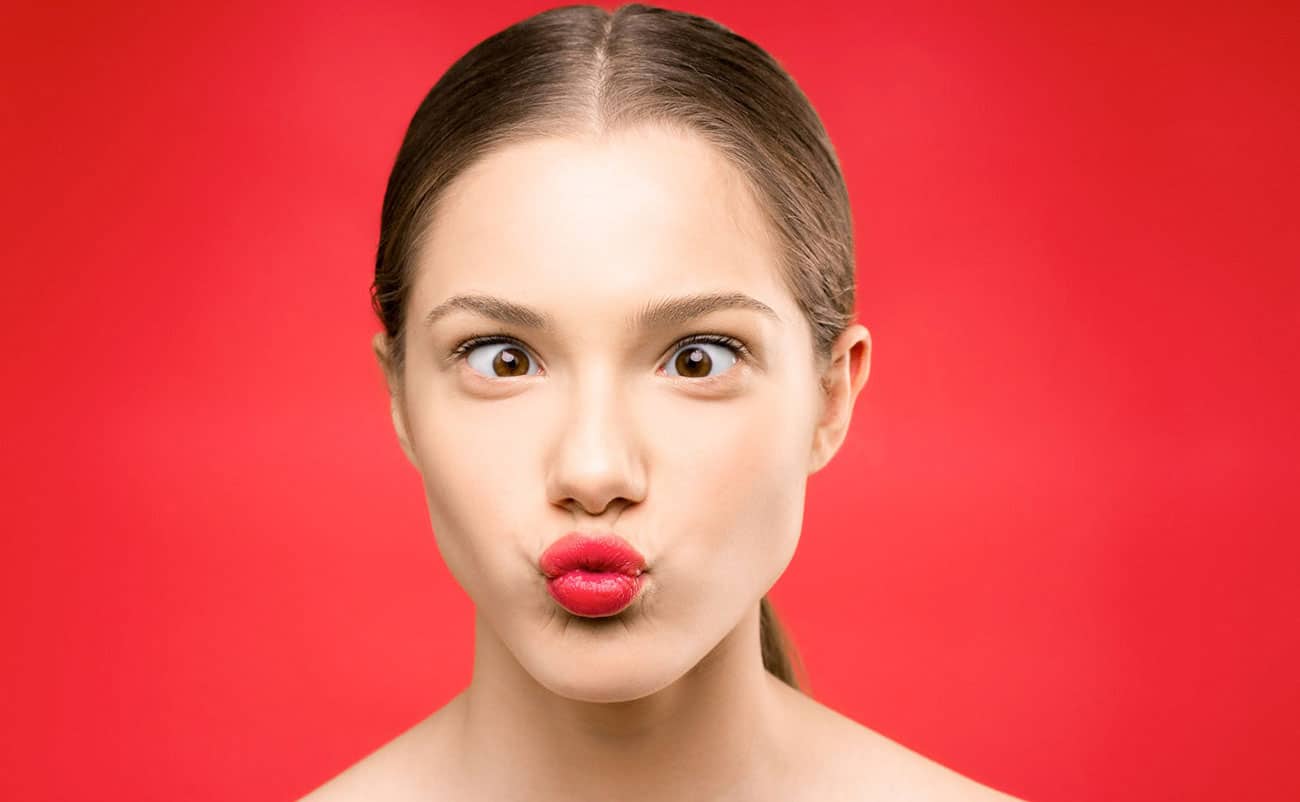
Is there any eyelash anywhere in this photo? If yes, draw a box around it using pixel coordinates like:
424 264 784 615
447 332 753 376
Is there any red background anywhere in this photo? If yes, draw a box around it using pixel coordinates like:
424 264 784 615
2 1 1296 800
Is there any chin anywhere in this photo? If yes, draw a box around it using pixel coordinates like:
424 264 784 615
533 664 678 704
524 634 697 704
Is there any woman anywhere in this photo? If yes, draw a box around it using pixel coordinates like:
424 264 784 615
304 4 1024 800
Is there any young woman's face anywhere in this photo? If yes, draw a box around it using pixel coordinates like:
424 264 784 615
382 124 827 702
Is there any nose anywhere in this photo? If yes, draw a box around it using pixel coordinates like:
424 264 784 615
545 373 647 517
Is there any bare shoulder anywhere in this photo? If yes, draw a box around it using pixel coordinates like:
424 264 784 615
297 694 466 802
774 679 1029 802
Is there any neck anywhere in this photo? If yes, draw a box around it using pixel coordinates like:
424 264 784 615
451 602 792 801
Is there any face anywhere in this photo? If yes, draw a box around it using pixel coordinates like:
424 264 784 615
377 123 833 703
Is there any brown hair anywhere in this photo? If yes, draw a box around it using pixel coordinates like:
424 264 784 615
371 3 855 695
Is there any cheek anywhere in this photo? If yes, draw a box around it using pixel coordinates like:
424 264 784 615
405 400 536 595
652 394 809 600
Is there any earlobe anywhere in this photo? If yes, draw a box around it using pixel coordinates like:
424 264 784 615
371 332 398 396
807 324 872 475
372 332 419 471
389 397 418 469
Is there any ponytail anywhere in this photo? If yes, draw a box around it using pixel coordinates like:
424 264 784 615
759 595 809 693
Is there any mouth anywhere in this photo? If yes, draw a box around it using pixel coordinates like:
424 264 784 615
539 531 648 617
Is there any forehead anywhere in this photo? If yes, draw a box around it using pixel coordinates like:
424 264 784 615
411 124 788 319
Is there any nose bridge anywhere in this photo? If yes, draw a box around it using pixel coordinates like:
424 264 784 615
547 360 646 515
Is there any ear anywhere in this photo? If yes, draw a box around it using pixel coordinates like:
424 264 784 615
807 324 872 475
371 332 419 470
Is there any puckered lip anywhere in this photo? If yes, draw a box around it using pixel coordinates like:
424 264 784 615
539 531 647 579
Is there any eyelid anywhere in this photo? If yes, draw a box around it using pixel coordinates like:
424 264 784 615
446 331 754 375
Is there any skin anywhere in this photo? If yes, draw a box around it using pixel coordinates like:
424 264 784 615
302 124 1024 801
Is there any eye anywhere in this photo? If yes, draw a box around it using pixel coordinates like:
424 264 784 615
457 337 541 378
662 335 747 380
449 333 751 380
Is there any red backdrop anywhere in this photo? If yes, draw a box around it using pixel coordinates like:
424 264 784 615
2 1 1296 800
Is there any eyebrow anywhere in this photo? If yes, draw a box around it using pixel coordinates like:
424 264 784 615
422 291 782 331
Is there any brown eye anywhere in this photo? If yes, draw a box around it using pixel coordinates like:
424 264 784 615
664 341 738 379
675 347 711 378
465 342 538 378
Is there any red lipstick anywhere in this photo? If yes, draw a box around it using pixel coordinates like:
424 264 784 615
539 531 648 617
